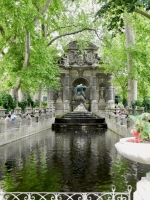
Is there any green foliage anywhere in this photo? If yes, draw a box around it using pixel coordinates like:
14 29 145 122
100 9 150 103
130 112 150 141
33 100 39 108
131 100 138 115
0 0 102 95
115 94 120 104
41 101 47 108
18 100 27 113
131 98 150 114
110 156 129 192
117 102 124 108
4 153 63 192
96 0 150 33
0 93 16 111
101 32 128 101
26 93 34 107
142 96 150 113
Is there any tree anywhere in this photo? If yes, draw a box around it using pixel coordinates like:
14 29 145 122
96 0 150 32
0 0 102 100
95 1 150 105
100 32 128 103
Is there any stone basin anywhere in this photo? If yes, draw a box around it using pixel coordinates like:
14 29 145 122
115 137 150 164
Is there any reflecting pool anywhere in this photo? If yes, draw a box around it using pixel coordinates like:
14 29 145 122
0 128 150 193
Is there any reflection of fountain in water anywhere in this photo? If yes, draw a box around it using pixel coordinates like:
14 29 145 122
0 129 150 193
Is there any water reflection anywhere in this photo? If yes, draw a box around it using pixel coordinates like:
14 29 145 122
0 128 150 193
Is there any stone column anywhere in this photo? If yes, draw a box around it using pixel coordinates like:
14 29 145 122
107 73 114 108
91 71 98 113
64 73 70 113
47 88 54 113
55 89 63 116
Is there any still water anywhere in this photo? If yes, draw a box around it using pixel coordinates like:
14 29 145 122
0 128 150 193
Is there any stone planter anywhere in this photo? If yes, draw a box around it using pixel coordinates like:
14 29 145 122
34 108 39 113
127 109 132 115
0 109 7 117
14 108 21 116
26 108 32 114
136 109 143 115
115 137 150 164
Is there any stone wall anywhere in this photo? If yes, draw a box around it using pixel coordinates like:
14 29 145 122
0 112 55 146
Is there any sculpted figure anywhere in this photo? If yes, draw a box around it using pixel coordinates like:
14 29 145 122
100 87 105 100
74 84 88 98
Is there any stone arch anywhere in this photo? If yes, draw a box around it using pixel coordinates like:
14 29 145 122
72 77 89 87
72 78 90 100
71 78 90 111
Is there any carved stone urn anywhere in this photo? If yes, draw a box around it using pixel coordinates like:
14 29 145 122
115 137 150 164
115 137 150 200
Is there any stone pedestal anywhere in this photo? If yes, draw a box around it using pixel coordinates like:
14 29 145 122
64 100 70 113
72 99 84 111
134 172 150 200
48 101 55 117
91 100 98 114
107 100 114 109
55 100 64 116
98 99 107 110
115 138 150 200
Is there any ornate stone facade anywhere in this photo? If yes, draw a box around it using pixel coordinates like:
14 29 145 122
49 41 115 116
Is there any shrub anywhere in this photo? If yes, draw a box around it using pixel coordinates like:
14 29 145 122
32 100 39 108
0 93 16 112
41 101 47 108
18 100 27 113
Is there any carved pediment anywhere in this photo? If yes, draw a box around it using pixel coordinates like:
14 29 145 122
58 41 101 68
66 41 99 50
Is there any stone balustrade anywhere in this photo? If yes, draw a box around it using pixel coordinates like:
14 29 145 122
105 110 134 138
0 110 55 146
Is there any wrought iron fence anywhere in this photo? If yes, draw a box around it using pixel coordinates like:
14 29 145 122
0 185 132 200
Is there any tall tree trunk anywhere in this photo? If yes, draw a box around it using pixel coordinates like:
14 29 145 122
23 31 30 67
13 31 31 103
38 84 42 108
125 19 137 106
11 78 22 105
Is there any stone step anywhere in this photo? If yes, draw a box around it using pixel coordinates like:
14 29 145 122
52 123 107 130
52 112 107 131
55 118 105 123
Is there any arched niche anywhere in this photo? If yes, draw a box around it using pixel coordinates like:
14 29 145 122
72 77 89 87
71 78 90 100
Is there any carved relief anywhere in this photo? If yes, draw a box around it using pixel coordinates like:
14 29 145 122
56 89 63 101
68 50 79 64
58 50 101 67
84 50 93 64
77 68 84 77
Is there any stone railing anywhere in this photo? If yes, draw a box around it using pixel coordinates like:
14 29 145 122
0 110 55 146
105 110 134 138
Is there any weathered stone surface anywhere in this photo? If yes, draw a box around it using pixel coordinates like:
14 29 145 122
53 41 115 116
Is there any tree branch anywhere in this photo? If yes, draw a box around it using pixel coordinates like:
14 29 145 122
46 24 78 36
40 0 53 15
135 8 150 20
47 28 101 46
34 0 53 24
